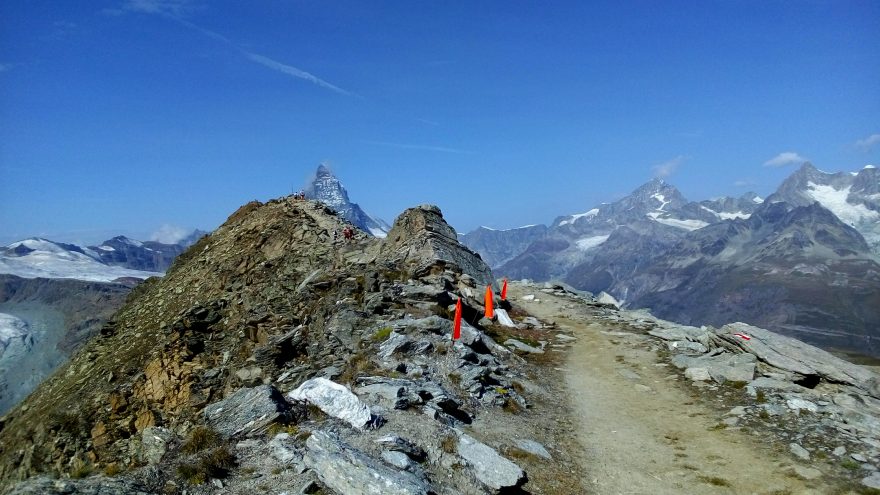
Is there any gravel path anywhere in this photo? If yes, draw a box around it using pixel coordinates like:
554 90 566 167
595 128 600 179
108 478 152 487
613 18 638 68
510 285 830 495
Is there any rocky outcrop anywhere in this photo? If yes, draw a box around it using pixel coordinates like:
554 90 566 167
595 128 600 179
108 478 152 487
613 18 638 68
380 205 494 287
205 385 297 438
303 430 432 495
717 322 880 398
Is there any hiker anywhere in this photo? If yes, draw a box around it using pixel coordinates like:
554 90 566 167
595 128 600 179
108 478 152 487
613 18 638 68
332 230 338 243
343 226 353 241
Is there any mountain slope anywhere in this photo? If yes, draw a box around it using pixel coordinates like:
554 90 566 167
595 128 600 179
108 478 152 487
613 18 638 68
458 224 547 268
0 239 163 282
304 163 391 237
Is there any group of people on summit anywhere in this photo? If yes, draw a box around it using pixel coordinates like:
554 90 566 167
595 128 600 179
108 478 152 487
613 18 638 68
292 191 355 243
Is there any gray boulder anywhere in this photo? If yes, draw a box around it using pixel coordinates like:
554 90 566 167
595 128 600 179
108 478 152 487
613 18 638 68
205 385 293 438
514 439 552 460
672 352 756 383
140 426 173 464
457 433 527 492
303 430 432 495
717 323 880 398
504 339 544 354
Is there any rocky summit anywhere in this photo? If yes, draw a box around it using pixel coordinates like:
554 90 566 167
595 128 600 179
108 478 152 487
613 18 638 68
2 194 879 495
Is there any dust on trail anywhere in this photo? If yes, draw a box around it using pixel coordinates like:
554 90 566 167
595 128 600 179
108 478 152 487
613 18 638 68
509 285 831 495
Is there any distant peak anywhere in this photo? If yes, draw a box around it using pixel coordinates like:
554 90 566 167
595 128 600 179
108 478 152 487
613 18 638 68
865 164 876 170
316 162 334 176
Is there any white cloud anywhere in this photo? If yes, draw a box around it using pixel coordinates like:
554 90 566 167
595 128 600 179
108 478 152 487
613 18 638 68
856 133 880 152
245 53 352 96
734 179 754 187
120 0 200 16
651 155 688 178
150 224 190 244
763 152 807 167
361 139 473 154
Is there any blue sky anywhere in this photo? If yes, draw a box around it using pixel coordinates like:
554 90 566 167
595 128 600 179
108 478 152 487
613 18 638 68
1 0 878 244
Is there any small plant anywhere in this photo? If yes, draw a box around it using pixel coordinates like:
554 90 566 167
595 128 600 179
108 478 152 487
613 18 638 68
841 458 861 470
103 463 122 477
177 446 236 485
494 387 509 395
502 398 523 414
267 423 299 437
709 423 728 431
755 390 767 403
510 381 525 394
697 475 731 487
371 327 393 342
440 435 457 454
758 409 771 420
69 458 93 479
449 373 461 385
181 426 221 454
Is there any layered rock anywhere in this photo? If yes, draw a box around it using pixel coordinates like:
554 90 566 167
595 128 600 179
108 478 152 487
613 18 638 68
380 204 494 287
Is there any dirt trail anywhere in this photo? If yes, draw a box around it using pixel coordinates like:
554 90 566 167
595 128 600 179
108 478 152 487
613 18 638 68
509 285 832 495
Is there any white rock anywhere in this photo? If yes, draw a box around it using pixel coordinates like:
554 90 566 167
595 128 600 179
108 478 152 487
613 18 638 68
288 378 373 429
790 443 811 461
790 465 822 480
684 367 711 381
786 398 819 413
494 309 516 328
833 446 847 457
521 294 535 301
863 471 880 489
458 434 526 492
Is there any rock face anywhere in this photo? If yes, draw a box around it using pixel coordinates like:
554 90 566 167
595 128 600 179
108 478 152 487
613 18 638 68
304 163 390 237
380 205 494 287
303 430 431 495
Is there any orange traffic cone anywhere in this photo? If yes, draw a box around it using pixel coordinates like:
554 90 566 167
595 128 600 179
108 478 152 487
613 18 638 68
501 279 508 300
452 299 462 340
484 285 494 319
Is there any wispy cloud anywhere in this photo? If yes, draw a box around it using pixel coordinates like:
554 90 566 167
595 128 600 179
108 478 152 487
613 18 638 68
112 0 352 96
150 224 191 244
734 179 754 187
651 155 688 178
245 53 352 96
856 133 880 152
361 140 473 154
764 151 807 167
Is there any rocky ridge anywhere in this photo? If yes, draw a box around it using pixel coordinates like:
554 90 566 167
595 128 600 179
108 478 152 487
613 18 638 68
0 197 582 494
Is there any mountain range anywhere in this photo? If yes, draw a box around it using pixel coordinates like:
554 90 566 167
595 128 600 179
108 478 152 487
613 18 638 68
462 163 880 357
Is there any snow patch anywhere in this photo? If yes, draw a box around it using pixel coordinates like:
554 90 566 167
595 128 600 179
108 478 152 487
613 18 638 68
559 209 599 226
368 227 388 238
96 245 115 251
865 165 876 169
805 182 880 226
575 235 610 251
1 239 163 282
650 217 709 231
700 206 750 220
753 196 764 204
0 313 28 352
652 193 670 211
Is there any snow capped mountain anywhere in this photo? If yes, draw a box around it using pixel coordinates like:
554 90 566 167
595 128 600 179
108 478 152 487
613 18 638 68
304 163 391 237
460 164 880 356
0 238 163 282
770 162 880 254
88 235 187 272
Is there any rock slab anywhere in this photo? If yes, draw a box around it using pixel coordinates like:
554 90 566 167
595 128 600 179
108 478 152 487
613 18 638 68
205 385 292 438
457 433 527 492
303 430 431 495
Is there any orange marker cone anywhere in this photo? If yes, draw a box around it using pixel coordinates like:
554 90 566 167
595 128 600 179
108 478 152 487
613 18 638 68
452 299 462 340
484 285 494 319
501 279 508 300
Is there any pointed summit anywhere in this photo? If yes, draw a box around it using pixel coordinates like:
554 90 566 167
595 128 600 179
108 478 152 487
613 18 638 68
303 163 390 237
